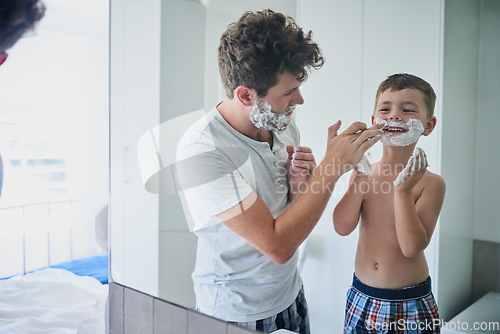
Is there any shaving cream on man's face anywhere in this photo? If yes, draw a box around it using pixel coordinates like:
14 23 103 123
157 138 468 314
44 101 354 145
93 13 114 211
250 98 295 134
374 117 424 146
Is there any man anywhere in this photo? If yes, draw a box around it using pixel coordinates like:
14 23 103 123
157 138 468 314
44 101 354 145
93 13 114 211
0 0 45 197
177 9 382 333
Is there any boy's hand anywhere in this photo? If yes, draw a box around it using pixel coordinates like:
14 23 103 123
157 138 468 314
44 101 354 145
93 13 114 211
287 145 316 198
394 147 428 191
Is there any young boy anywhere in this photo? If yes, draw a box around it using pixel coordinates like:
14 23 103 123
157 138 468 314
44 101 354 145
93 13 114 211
333 73 446 333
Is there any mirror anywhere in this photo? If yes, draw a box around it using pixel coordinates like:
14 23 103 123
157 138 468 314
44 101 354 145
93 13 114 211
110 0 500 331
110 0 298 309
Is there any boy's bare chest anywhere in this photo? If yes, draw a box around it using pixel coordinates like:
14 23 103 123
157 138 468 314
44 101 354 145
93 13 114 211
361 187 396 223
361 174 421 222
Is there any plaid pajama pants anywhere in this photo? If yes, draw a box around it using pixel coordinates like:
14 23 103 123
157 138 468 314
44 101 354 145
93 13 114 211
230 286 310 334
344 274 440 334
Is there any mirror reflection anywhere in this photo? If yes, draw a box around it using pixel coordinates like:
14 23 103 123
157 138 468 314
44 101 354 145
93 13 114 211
110 0 500 333
0 1 109 333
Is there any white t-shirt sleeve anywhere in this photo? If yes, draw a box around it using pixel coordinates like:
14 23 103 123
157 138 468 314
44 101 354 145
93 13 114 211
177 143 254 220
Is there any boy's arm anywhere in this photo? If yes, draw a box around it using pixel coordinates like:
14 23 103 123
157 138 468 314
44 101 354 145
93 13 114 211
333 169 367 236
393 150 446 258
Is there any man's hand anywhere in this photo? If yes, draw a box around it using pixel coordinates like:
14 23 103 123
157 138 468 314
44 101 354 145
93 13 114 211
321 121 382 177
286 145 316 201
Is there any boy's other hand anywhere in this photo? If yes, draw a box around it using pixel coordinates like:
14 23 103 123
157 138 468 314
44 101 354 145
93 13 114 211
394 147 428 191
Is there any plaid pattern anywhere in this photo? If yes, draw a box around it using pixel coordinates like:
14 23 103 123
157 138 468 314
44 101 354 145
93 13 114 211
344 275 440 334
230 286 310 334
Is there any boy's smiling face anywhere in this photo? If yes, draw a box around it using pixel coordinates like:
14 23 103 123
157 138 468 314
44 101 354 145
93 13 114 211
372 88 436 139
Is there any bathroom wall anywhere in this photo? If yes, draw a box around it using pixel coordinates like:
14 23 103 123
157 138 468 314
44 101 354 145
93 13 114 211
441 0 500 315
110 0 160 297
471 0 500 303
474 0 500 246
438 0 479 320
157 0 205 309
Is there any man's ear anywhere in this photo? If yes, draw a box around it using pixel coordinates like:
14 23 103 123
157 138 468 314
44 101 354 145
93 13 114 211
0 53 8 66
234 86 256 107
422 116 437 136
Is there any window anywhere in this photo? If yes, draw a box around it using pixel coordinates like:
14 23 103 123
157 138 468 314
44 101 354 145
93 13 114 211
0 0 109 277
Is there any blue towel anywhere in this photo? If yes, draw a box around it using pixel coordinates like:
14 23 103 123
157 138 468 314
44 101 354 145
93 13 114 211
50 254 109 284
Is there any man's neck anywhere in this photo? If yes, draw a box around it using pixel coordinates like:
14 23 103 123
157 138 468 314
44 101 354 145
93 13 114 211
217 98 274 146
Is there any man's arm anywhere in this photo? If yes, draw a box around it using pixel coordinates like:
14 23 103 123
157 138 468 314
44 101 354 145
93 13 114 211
218 121 382 264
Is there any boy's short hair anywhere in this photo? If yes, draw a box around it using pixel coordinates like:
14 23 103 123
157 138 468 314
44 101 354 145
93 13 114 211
0 0 45 53
374 73 436 118
218 9 324 99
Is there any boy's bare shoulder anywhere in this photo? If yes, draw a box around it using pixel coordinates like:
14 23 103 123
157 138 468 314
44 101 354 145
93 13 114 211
422 170 446 192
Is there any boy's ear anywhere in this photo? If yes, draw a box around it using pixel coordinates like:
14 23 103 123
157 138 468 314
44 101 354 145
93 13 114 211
422 116 437 136
234 86 257 107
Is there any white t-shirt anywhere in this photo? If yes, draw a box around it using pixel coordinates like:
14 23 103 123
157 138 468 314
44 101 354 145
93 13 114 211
176 106 303 322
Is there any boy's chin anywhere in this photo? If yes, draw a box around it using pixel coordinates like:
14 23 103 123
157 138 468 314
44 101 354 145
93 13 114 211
381 133 421 147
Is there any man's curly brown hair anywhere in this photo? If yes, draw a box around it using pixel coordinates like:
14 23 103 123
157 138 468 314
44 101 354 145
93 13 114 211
218 9 324 99
0 0 45 53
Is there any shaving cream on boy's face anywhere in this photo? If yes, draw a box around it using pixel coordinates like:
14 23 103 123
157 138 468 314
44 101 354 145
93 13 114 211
250 98 295 134
374 117 425 147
